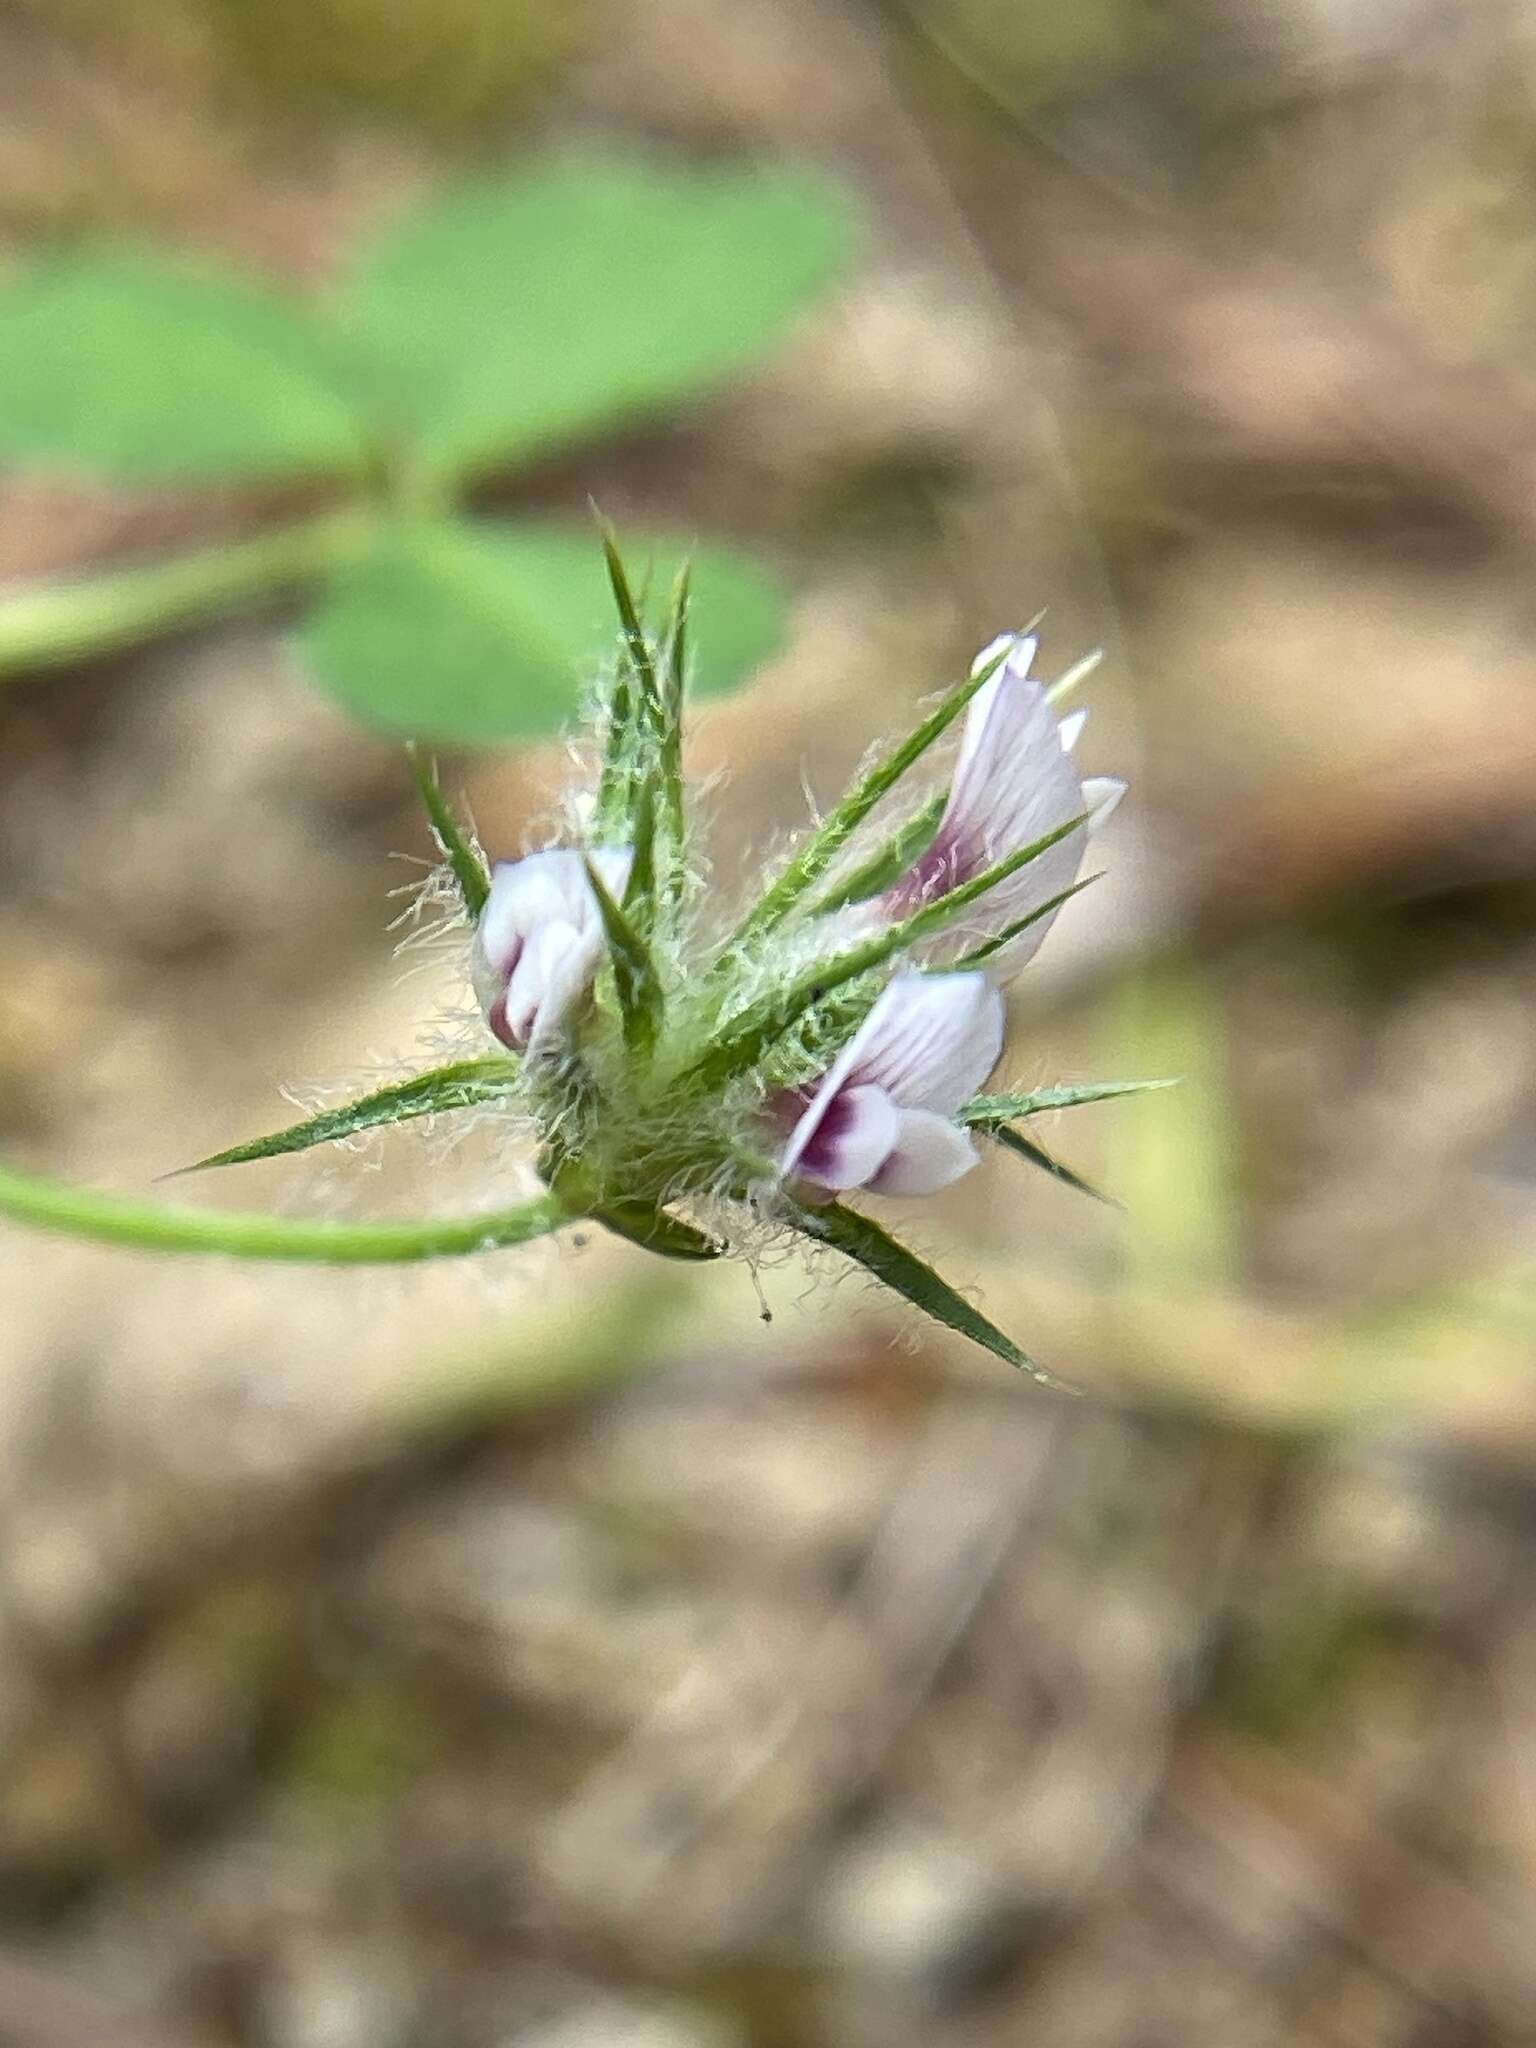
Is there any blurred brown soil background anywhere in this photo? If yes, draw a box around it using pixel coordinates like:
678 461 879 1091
3 0 1536 2042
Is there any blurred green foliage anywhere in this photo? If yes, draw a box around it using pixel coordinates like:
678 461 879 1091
305 518 780 742
0 153 854 740
0 247 367 481
336 157 851 479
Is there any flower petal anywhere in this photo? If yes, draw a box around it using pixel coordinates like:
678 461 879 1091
529 933 609 1052
780 974 1000 1188
478 851 582 974
1057 708 1088 753
471 934 517 1031
918 647 1091 978
868 1109 982 1196
784 1080 901 1190
947 662 1085 880
1083 776 1126 831
477 846 633 975
970 631 1038 681
588 844 636 902
780 976 1002 1194
846 971 1005 1114
473 845 633 1048
502 919 596 1050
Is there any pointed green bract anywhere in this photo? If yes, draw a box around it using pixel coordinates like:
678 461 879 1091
599 521 662 730
595 527 694 934
407 746 491 919
178 1057 521 1174
658 562 692 923
584 857 663 1057
982 1125 1113 1204
598 522 663 872
938 875 1097 972
592 1202 723 1261
593 654 637 842
689 811 1086 1090
729 646 1009 946
962 1069 1183 1206
665 563 691 729
622 774 660 940
960 1079 1177 1123
791 1199 1067 1387
807 792 946 915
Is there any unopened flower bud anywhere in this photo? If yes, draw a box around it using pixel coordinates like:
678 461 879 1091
471 846 633 1053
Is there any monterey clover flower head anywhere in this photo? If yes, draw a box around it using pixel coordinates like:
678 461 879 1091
45 543 1167 1382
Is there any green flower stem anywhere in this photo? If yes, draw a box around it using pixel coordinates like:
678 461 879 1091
0 1160 568 1264
0 505 376 677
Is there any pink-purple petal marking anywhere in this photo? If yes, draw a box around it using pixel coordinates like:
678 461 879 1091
778 972 1002 1197
790 1081 902 1190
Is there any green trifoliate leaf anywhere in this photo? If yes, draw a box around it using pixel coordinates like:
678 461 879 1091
332 153 854 478
0 247 367 482
959 1079 1178 1122
591 1203 723 1262
406 745 490 919
583 857 663 1057
176 1057 520 1174
790 1199 1066 1387
730 645 1008 946
302 518 781 744
807 792 946 915
980 1125 1113 1205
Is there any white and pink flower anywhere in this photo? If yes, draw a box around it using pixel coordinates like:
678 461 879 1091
778 971 1004 1198
884 631 1124 977
472 847 632 1055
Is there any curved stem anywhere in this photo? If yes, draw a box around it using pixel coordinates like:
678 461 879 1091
0 504 376 676
0 1160 569 1264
